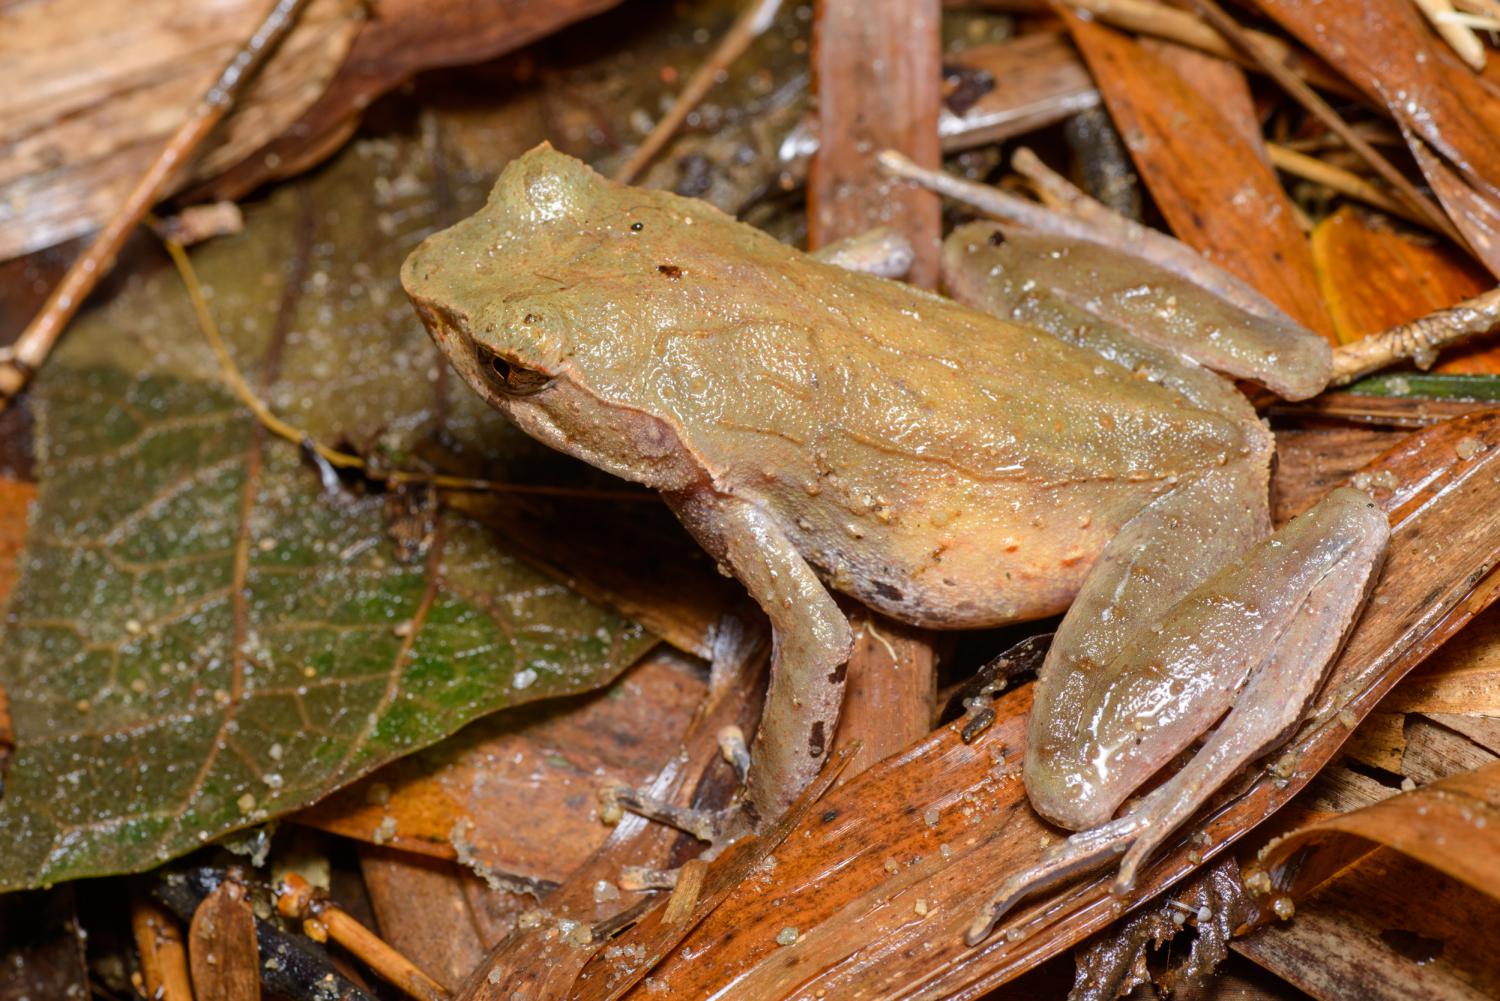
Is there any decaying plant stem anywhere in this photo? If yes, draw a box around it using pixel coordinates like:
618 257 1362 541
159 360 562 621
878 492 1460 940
0 0 316 409
1331 285 1500 385
613 0 783 184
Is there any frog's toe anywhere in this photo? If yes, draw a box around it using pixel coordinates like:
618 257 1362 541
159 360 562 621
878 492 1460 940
966 817 1139 944
599 783 750 845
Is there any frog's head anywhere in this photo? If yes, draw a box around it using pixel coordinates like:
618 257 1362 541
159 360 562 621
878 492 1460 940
401 144 703 489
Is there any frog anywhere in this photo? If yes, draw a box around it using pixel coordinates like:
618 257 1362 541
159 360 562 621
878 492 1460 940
400 144 1389 933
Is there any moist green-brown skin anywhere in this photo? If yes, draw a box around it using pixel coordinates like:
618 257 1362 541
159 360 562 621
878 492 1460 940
403 146 1261 630
402 144 1385 878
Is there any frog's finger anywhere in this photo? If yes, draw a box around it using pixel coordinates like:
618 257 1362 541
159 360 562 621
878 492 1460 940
809 227 914 279
1112 488 1388 891
943 223 1333 400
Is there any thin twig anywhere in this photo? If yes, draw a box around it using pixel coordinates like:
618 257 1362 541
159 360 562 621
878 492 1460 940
276 873 450 1001
1265 143 1429 226
1331 285 1500 385
1414 0 1488 70
1184 0 1468 250
0 0 316 409
613 0 783 183
131 896 194 1001
160 233 653 502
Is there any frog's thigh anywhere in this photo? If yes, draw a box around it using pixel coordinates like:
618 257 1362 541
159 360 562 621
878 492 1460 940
1027 463 1270 827
1113 486 1387 885
668 491 853 822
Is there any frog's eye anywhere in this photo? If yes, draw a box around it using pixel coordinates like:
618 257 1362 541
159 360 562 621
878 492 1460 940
476 345 551 396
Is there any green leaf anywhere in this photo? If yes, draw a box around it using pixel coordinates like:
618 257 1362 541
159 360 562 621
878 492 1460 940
1343 372 1500 402
0 131 654 890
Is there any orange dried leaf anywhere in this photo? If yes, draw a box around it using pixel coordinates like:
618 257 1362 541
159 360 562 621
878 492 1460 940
1312 205 1500 372
1060 9 1334 338
1256 0 1500 277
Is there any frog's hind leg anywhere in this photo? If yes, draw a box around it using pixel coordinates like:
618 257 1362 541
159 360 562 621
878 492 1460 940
971 487 1387 943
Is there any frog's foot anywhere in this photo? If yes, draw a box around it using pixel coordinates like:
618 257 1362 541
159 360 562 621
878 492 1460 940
600 726 756 845
966 816 1140 945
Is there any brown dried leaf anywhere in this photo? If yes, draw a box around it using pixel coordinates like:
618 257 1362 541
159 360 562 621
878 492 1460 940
1385 605 1500 716
189 878 261 1001
1237 760 1500 999
2 0 628 264
596 411 1500 999
198 0 626 203
942 32 1100 152
1237 847 1500 1001
297 648 703 885
359 847 496 991
1060 8 1335 338
1254 0 1500 277
1312 206 1500 372
0 0 359 262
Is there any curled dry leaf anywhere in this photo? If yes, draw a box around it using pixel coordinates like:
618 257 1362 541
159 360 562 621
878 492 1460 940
552 410 1500 1000
1252 757 1500 903
1235 760 1500 1000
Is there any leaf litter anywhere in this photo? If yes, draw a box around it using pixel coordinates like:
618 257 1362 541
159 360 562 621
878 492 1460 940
0 121 654 891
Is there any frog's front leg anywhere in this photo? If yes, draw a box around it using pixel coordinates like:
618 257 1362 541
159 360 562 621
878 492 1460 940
667 489 854 826
971 485 1387 942
602 489 850 846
